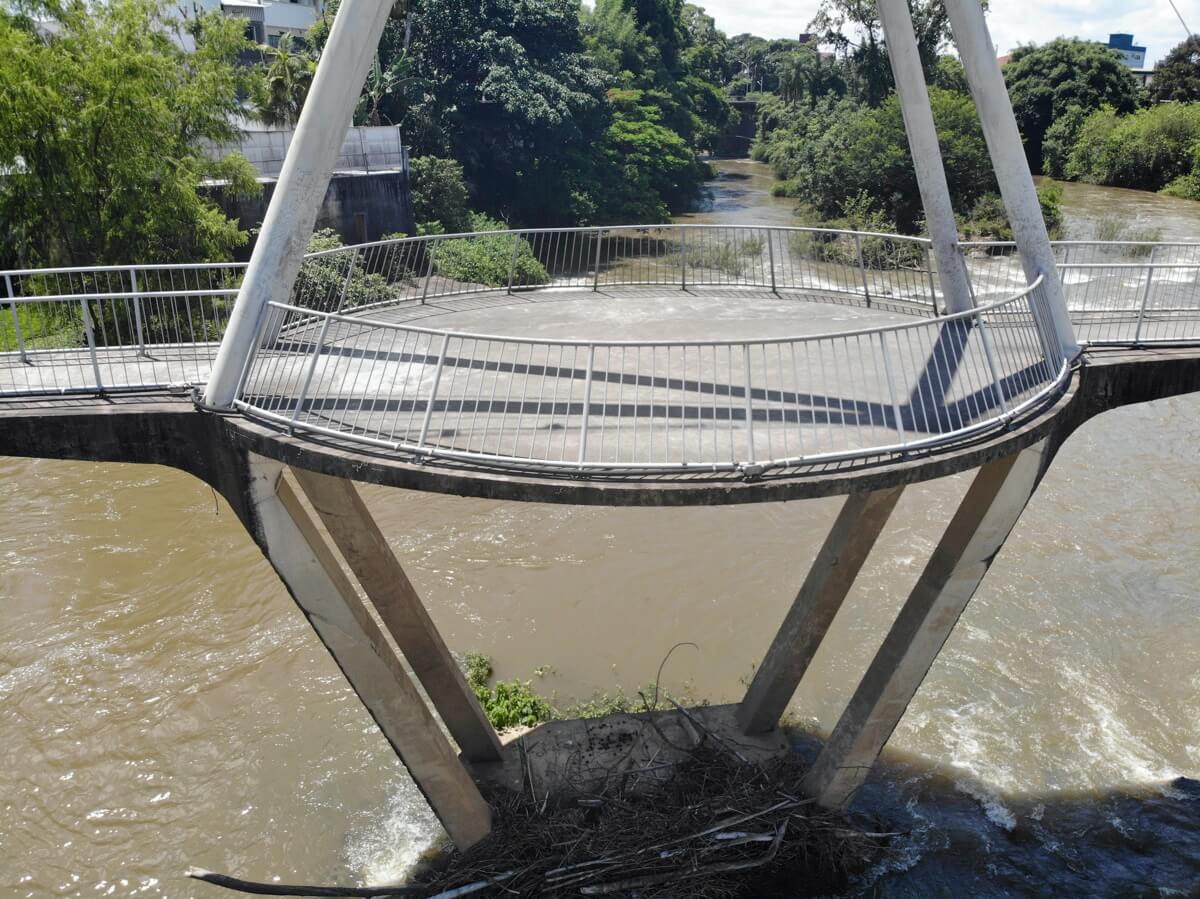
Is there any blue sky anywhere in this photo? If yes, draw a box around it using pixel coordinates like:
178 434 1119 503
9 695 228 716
698 0 1196 68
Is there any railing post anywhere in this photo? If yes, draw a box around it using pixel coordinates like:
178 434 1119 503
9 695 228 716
80 297 104 391
5 274 26 363
578 343 595 466
975 309 1010 415
742 343 755 464
878 333 906 447
129 267 146 356
1134 247 1157 345
924 245 939 314
335 251 358 314
592 229 604 292
420 237 437 305
767 229 778 293
290 313 333 430
506 230 521 295
418 333 450 448
679 228 688 291
854 233 871 307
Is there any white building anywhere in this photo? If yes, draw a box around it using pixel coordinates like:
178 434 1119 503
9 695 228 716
173 0 326 50
1106 33 1147 69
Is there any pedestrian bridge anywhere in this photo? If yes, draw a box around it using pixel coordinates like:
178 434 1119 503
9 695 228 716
2 225 1198 496
3 224 1200 851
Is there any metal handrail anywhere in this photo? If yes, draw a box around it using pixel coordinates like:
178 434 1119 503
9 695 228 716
263 277 1044 349
234 275 1068 476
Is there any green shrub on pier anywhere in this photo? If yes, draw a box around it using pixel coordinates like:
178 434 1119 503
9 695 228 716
464 653 553 730
431 214 550 289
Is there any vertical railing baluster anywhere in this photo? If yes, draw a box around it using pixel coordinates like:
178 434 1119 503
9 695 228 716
290 313 333 430
592 229 604 291
742 343 755 464
578 343 595 466
506 230 521 295
679 228 688 291
767 229 777 294
925 244 938 313
418 333 450 448
420 236 437 304
879 332 906 447
976 307 1009 415
1134 247 1157 344
81 296 104 391
5 274 26 362
129 267 146 356
854 233 871 307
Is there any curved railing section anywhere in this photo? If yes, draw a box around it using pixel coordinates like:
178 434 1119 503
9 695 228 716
232 275 1068 475
963 240 1200 345
0 226 940 398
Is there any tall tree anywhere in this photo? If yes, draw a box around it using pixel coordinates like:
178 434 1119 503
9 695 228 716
251 33 315 127
1149 34 1200 104
808 0 951 106
1004 38 1141 172
0 0 258 267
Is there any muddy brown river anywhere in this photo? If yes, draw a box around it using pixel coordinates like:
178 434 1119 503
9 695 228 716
2 162 1199 897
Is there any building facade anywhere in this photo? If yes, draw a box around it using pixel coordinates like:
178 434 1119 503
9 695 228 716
1107 33 1147 68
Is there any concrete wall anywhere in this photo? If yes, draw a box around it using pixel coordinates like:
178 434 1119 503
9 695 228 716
205 126 407 179
206 170 416 252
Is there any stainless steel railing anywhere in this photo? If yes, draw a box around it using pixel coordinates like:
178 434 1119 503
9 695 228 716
0 262 245 396
962 240 1200 345
233 275 1066 475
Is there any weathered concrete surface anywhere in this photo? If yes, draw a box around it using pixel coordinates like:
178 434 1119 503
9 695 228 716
473 704 790 800
0 347 1197 505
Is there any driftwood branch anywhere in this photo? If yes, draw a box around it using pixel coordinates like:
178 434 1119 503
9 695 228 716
185 867 512 899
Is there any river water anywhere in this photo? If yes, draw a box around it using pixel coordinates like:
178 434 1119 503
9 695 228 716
2 161 1199 897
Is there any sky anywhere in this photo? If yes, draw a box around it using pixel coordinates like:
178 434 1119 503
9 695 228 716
698 0 1197 69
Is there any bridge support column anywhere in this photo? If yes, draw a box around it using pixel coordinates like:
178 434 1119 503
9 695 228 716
240 453 492 848
803 439 1052 809
876 0 974 314
737 486 904 734
289 467 503 764
944 0 1079 359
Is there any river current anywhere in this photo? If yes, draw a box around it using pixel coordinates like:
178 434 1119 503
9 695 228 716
2 162 1199 897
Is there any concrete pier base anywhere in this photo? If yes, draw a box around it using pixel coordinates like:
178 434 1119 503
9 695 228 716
802 440 1052 808
474 704 790 801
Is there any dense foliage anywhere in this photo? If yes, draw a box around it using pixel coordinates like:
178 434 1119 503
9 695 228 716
1003 38 1141 173
1065 103 1200 196
409 155 473 233
1148 35 1200 104
0 0 258 267
755 89 995 234
309 0 735 227
431 213 550 286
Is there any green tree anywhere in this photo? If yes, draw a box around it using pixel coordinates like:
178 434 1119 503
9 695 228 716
405 0 610 225
409 155 472 233
1066 102 1200 192
758 89 994 233
1003 38 1141 173
808 0 952 106
0 0 259 267
1149 35 1200 104
251 33 315 127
